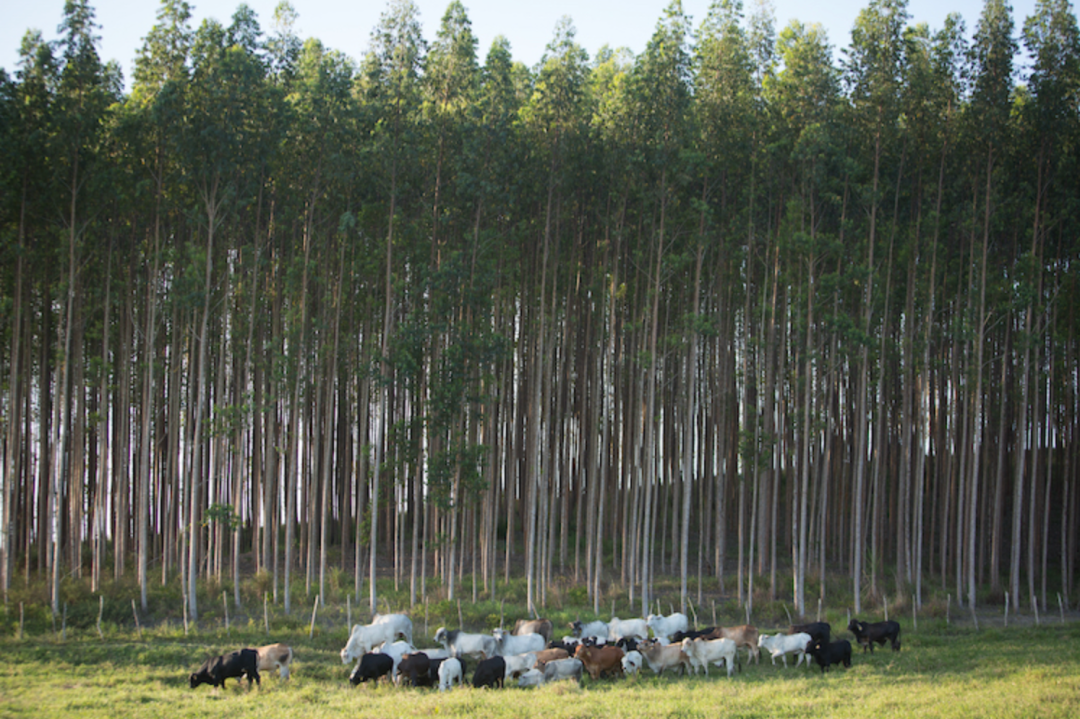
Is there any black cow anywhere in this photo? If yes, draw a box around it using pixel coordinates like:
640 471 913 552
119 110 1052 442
189 648 260 689
848 619 901 652
790 622 832 644
349 652 394 686
670 627 718 643
396 652 432 687
805 638 852 674
615 637 640 652
472 656 506 689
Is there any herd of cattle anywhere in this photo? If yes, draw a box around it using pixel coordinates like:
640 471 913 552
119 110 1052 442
188 613 902 691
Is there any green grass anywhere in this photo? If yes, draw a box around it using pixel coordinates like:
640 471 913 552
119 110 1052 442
3 621 1080 718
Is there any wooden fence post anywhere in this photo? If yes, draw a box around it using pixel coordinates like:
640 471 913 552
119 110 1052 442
310 595 320 639
97 596 104 640
223 591 230 636
264 592 270 636
131 599 142 639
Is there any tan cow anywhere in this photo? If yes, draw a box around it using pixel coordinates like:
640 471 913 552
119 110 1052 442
718 625 760 664
256 643 294 679
574 644 625 680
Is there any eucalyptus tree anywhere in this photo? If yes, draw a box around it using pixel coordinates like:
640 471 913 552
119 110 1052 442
50 0 118 613
358 0 426 613
765 18 841 616
631 0 693 616
130 0 192 611
1 31 57 600
519 16 590 616
1017 0 1079 610
843 0 909 614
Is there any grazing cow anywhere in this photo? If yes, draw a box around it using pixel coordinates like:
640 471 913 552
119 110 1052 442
790 621 831 644
608 617 649 642
377 640 416 683
413 647 450 660
517 668 545 688
513 618 554 643
615 637 640 653
349 652 394 686
434 627 497 660
848 619 901 652
502 652 538 679
534 647 570 667
438 657 464 692
574 644 625 680
493 628 545 657
255 643 294 679
472 656 507 689
646 612 689 643
805 638 852 674
189 648 260 690
718 625 760 664
758 632 812 668
681 637 738 677
395 652 432 687
570 619 610 642
340 614 414 663
621 650 644 676
542 657 584 685
638 638 690 676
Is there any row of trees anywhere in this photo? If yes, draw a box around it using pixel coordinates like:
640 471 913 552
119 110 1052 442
1 0 1078 623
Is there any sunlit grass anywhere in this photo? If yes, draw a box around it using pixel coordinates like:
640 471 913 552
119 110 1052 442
4 622 1080 717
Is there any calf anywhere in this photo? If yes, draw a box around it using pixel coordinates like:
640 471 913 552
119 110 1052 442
437 657 464 692
574 644 625 680
395 652 432 687
472 656 506 689
189 648 260 690
502 652 537 679
848 619 901 652
638 638 690 676
349 652 394 686
790 621 831 644
758 632 811 668
517 668 545 688
719 625 760 665
255 643 294 679
805 638 852 674
621 650 644 676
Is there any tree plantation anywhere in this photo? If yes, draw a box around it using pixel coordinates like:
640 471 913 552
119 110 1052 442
1 0 1078 626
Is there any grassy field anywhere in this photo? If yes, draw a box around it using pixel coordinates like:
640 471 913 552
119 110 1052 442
3 619 1079 718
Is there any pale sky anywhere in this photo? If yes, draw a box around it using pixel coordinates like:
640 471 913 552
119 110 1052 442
2 0 1041 86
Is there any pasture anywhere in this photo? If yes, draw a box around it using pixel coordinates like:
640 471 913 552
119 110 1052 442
3 620 1079 718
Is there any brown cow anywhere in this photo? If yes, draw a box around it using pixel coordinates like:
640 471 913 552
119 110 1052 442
512 618 554 643
718 625 760 664
533 647 570 668
574 644 625 680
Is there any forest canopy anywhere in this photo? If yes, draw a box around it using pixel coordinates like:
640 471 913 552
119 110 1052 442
1 0 1078 625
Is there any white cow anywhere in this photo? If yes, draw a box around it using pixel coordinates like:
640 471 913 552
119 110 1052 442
340 614 414 663
517 668 545 688
502 651 538 679
570 619 610 641
646 612 689 643
681 636 738 677
621 649 644 676
608 617 649 642
438 656 463 692
493 628 545 656
758 632 812 668
542 657 583 684
255 643 294 679
434 627 497 660
379 640 416 682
